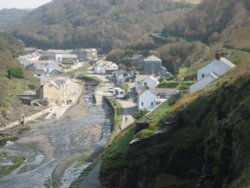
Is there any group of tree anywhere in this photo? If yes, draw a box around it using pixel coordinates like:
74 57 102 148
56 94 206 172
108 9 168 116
6 0 197 52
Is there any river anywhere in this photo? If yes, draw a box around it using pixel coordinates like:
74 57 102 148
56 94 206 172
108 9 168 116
0 83 112 188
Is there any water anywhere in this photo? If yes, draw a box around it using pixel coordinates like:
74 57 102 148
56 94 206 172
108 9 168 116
0 84 112 188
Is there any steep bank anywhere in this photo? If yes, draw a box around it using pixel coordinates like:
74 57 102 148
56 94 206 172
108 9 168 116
0 33 40 126
100 61 250 188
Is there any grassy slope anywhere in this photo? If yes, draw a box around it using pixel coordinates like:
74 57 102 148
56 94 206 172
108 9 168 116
101 60 250 188
0 33 39 118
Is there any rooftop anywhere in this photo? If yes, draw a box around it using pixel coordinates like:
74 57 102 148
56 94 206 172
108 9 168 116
144 55 162 62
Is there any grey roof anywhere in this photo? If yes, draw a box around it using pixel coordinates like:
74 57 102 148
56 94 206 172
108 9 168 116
144 55 162 62
50 70 63 76
152 88 179 95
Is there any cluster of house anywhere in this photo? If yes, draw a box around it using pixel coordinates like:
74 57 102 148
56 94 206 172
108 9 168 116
93 55 172 77
18 48 97 79
93 54 178 111
18 48 98 106
134 75 179 111
190 52 236 92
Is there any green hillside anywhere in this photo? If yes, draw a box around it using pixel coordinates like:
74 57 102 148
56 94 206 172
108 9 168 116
101 60 250 188
0 33 39 123
0 9 29 30
162 0 250 50
10 0 197 51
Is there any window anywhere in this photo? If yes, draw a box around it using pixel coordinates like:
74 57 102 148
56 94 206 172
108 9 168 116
151 102 154 107
202 73 205 78
141 102 144 107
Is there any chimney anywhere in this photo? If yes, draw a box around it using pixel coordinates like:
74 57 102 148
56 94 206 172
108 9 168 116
144 82 149 90
215 52 221 60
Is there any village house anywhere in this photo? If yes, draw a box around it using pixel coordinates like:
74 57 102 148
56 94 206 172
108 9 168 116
143 55 165 75
135 75 160 93
74 48 98 62
190 53 236 92
138 89 157 111
26 60 62 78
18 52 41 66
39 76 70 105
112 70 130 85
93 60 119 74
55 54 78 63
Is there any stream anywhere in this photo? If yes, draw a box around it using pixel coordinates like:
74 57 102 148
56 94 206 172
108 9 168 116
0 84 112 188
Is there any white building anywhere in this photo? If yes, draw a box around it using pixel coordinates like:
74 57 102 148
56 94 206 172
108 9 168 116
135 75 159 93
190 55 236 92
55 54 78 63
18 52 41 66
75 48 98 61
93 60 119 74
138 89 157 111
26 60 62 78
197 57 235 81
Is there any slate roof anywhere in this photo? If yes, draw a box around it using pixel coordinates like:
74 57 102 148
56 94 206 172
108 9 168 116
144 55 162 62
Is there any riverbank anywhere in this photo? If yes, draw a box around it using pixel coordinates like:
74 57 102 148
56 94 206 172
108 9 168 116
0 80 111 188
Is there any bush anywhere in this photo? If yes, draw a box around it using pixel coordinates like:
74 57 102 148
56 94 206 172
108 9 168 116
132 110 149 120
7 68 24 79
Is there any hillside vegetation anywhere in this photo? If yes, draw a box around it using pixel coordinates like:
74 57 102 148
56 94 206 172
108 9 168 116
0 9 29 30
162 0 250 50
0 33 39 124
9 0 197 51
101 60 250 188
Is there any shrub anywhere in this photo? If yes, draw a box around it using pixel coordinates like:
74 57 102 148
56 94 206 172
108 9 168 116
132 110 149 120
7 68 24 79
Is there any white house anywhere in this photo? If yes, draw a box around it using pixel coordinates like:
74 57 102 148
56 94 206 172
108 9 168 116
112 70 130 84
18 52 41 66
197 57 235 81
55 54 78 63
138 89 157 111
190 55 236 92
93 60 119 74
75 48 98 61
93 61 106 74
27 60 62 78
190 73 219 92
135 75 159 93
